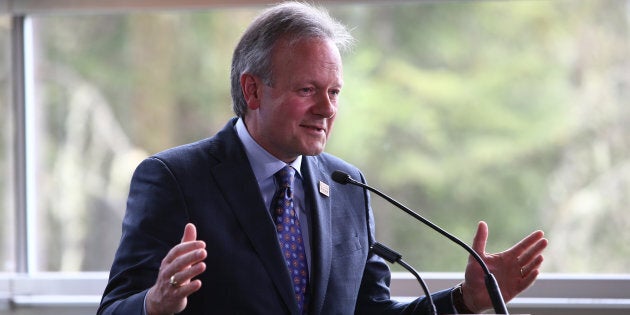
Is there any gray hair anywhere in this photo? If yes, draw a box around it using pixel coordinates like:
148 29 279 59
230 1 354 117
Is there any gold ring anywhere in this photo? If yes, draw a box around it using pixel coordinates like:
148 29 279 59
169 275 179 287
520 267 525 278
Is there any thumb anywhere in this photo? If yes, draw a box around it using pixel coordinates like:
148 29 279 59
181 223 197 243
472 221 489 256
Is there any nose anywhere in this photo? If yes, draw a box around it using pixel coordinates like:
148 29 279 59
313 92 337 119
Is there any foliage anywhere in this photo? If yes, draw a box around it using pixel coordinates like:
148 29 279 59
3 0 627 272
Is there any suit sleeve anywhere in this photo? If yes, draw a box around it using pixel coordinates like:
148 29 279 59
353 172 457 315
97 157 189 315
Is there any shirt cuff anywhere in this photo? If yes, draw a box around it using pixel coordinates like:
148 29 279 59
451 283 474 314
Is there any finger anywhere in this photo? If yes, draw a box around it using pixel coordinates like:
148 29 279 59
471 221 489 256
163 249 206 293
509 230 545 256
518 266 541 292
172 278 204 298
163 241 206 265
181 223 197 243
521 254 544 277
171 261 207 287
517 238 548 266
169 247 207 272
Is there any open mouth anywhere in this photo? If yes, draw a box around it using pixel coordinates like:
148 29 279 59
301 124 326 133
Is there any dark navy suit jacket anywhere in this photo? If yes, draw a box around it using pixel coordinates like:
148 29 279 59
98 118 456 314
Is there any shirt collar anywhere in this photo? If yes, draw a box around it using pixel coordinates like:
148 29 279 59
235 118 302 183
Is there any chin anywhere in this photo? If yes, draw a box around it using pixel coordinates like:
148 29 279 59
303 147 325 156
297 140 327 156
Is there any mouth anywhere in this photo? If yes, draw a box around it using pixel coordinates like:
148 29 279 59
300 123 326 134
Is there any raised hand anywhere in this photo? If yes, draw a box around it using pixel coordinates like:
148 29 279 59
146 223 207 315
461 221 548 313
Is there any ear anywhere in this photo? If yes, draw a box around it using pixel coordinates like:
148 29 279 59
240 73 262 110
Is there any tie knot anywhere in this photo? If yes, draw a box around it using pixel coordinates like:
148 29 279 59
275 165 295 189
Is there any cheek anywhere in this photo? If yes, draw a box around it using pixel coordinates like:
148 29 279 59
327 119 336 135
282 102 309 120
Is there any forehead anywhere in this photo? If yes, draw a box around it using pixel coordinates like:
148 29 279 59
271 37 343 76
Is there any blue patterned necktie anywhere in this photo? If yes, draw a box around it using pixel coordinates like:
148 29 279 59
272 165 309 314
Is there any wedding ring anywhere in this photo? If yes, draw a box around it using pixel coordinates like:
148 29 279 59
520 267 525 278
169 275 179 287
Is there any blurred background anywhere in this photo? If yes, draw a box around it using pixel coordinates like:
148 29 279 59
0 0 629 313
5 0 627 273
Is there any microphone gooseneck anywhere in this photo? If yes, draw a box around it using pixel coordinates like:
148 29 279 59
331 170 509 314
371 242 437 315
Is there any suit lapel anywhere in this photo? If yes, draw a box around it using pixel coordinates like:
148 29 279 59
208 120 299 313
302 156 333 314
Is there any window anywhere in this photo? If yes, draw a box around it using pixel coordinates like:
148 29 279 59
3 0 630 313
26 11 240 271
27 0 630 274
0 14 15 272
325 0 630 274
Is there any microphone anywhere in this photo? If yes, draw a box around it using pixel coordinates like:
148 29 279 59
332 170 509 314
371 242 436 315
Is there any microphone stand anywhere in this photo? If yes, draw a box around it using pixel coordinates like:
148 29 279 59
332 171 509 314
371 242 437 315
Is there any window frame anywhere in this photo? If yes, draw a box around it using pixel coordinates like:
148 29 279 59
2 0 629 313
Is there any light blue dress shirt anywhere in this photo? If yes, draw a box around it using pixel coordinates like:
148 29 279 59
235 118 312 271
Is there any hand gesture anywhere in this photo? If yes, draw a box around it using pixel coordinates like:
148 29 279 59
145 223 207 315
461 221 548 313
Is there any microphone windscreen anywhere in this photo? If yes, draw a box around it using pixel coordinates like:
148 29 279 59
331 170 351 184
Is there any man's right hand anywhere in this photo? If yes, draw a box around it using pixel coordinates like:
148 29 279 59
145 223 207 315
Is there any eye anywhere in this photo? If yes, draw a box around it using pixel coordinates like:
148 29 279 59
298 87 315 96
329 89 341 100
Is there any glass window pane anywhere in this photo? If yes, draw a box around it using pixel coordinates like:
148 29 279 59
0 15 15 272
28 0 630 273
28 11 244 271
327 0 630 273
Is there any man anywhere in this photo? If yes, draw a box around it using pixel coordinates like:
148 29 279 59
98 2 548 314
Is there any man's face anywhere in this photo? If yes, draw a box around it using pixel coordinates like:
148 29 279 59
243 37 343 163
